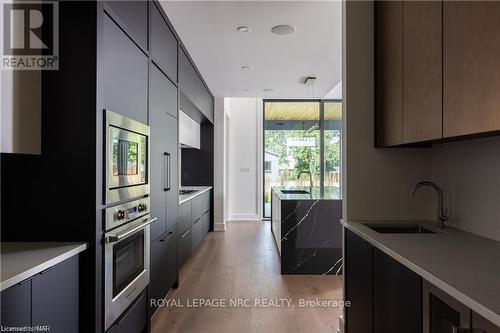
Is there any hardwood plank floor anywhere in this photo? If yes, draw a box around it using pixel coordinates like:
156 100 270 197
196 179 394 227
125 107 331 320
152 221 342 333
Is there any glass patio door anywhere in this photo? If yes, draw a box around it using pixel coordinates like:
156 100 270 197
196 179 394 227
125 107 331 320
263 100 342 218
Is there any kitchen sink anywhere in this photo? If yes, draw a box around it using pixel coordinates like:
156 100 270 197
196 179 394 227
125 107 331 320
363 223 435 234
280 189 310 194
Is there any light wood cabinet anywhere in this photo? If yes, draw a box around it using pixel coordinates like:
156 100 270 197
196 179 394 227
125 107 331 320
443 1 500 138
403 1 442 144
375 1 403 147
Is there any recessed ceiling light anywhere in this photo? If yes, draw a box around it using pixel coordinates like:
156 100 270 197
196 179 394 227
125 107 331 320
236 26 251 33
262 88 274 93
241 66 250 71
271 24 296 35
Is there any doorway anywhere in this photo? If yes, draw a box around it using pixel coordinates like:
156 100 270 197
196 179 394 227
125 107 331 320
263 100 342 218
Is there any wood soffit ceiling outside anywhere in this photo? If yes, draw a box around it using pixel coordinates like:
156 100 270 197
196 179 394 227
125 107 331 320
265 102 342 121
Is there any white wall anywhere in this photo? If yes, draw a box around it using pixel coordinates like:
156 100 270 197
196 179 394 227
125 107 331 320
226 98 262 221
213 97 227 231
429 137 500 241
342 0 433 222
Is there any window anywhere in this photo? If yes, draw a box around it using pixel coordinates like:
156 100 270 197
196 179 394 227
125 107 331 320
264 161 272 173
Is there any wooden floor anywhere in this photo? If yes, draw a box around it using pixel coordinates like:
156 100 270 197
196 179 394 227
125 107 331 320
151 221 342 333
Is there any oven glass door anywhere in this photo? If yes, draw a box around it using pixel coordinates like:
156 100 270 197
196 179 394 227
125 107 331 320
113 229 144 298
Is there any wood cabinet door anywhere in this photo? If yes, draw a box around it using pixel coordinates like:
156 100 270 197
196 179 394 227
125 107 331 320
403 1 442 144
373 248 422 333
443 2 500 138
344 229 373 333
375 0 403 147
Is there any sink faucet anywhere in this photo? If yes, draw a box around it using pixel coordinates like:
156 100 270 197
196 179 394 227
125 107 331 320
411 181 449 228
297 171 313 193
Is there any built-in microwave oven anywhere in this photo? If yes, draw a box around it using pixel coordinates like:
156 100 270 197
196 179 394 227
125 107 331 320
105 110 150 204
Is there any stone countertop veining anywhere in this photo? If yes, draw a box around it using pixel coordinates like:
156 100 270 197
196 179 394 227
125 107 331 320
179 186 212 204
272 186 341 200
341 219 500 327
1 242 88 292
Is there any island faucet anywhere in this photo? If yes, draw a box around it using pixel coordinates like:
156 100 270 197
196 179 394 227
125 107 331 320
411 181 449 228
297 171 313 193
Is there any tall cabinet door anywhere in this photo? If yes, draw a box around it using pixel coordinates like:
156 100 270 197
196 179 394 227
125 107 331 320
150 64 178 242
403 1 442 144
375 0 403 147
443 2 500 138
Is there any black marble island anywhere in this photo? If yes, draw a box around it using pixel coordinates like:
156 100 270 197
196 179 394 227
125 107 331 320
271 187 342 275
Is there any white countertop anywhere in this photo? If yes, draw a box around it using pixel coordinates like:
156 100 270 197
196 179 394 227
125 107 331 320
179 186 212 204
341 220 500 326
1 242 88 291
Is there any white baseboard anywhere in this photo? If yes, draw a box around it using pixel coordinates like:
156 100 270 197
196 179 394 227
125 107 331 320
213 222 226 231
229 214 260 222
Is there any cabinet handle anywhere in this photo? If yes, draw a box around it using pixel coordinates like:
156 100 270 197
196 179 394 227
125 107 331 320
180 228 190 239
163 152 171 192
160 231 174 242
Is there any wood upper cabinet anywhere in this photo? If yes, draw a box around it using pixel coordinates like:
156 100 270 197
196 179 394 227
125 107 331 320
403 1 442 144
443 2 500 138
376 1 403 147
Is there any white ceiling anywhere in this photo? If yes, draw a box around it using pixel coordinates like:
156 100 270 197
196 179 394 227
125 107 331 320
160 1 342 98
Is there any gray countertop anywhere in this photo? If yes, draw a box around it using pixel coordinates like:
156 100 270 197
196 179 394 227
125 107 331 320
179 186 212 204
341 219 500 326
1 242 88 291
272 186 341 200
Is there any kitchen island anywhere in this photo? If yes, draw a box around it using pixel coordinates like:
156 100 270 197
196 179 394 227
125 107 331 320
271 187 342 275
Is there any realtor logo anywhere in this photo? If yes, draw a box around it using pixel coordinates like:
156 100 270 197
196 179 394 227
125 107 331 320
1 1 58 70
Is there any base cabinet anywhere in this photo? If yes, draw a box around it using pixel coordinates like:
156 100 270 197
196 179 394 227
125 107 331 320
107 290 147 333
0 256 79 333
178 227 192 268
373 248 421 333
150 226 178 316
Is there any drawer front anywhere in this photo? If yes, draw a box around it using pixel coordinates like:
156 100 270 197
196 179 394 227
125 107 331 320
107 290 147 333
192 191 210 222
192 217 204 251
150 226 178 314
202 211 210 235
178 200 192 235
178 227 192 268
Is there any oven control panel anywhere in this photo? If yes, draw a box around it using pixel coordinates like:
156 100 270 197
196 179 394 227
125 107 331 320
105 197 150 231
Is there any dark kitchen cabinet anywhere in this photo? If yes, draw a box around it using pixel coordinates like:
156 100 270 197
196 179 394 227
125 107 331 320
472 312 500 333
32 256 79 333
107 290 147 333
150 3 178 82
0 256 79 332
373 248 421 333
150 64 178 242
0 280 31 327
375 0 403 147
403 1 442 144
104 1 148 50
178 227 192 268
202 211 210 235
344 229 373 333
192 191 210 222
179 200 192 235
150 226 178 315
102 13 148 124
191 215 204 251
178 48 214 123
443 2 500 138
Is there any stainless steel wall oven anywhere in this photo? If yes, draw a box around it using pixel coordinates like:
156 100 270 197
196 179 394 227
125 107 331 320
103 197 154 330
